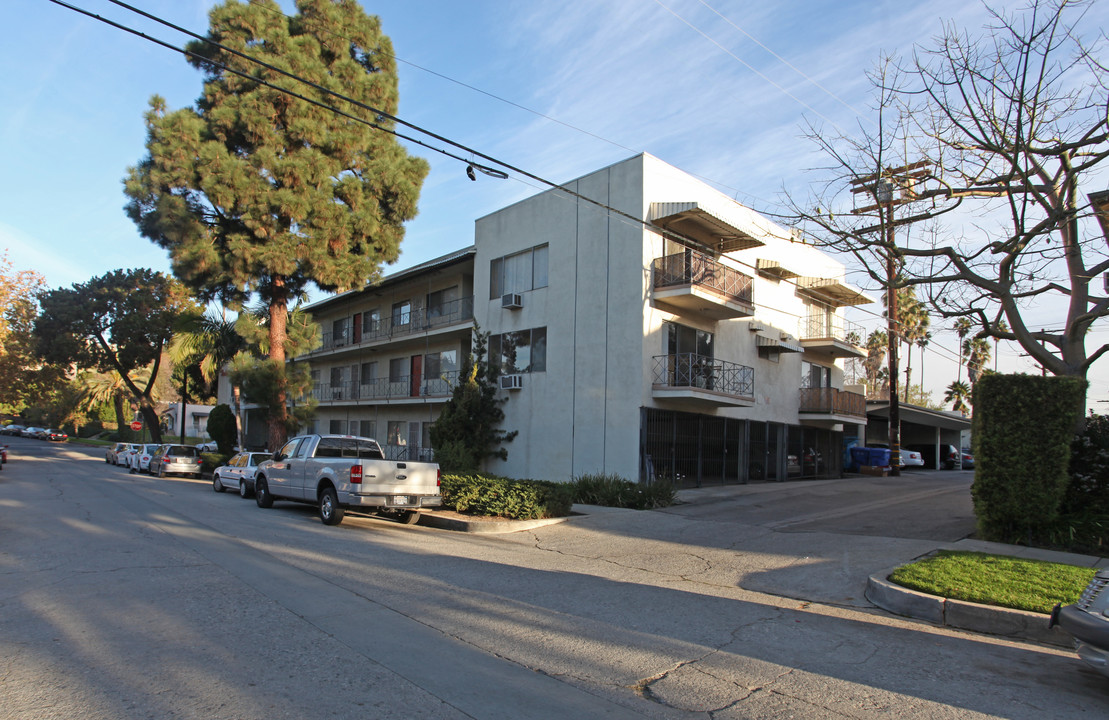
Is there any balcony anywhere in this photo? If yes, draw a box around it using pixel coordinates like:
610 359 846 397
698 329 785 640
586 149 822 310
651 353 755 406
316 297 474 355
651 250 754 319
312 371 460 405
798 387 867 424
799 315 867 359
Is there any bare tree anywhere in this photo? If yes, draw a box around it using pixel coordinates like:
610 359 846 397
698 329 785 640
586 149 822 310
787 0 1108 418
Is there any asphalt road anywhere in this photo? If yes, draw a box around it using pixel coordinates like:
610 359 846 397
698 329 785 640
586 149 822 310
1 438 1105 719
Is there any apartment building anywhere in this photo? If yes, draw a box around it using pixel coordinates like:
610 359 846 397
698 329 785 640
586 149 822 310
300 154 873 485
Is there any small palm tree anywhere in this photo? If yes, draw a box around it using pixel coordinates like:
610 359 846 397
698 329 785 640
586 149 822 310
964 337 992 384
953 318 973 383
865 330 888 398
944 380 971 415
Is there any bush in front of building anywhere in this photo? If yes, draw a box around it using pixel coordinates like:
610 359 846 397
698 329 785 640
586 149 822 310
1057 413 1109 553
972 373 1087 545
571 473 676 510
439 474 573 519
206 404 237 455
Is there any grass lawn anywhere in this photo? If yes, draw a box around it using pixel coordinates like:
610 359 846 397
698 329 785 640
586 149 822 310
889 550 1097 614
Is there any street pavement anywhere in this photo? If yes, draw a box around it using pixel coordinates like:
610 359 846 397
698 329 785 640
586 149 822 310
1 438 1107 719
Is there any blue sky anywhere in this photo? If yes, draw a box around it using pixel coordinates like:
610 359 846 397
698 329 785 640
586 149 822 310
4 0 1108 407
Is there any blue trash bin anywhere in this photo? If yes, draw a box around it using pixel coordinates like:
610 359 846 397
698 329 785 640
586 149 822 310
849 447 870 472
869 447 892 467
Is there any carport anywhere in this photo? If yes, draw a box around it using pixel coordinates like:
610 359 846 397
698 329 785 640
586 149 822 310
865 401 970 469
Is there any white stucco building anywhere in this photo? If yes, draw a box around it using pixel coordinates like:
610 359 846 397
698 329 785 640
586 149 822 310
299 155 874 485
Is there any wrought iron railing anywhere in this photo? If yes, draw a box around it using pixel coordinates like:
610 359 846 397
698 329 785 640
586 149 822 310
652 250 753 307
800 315 865 346
318 297 474 352
312 370 459 403
798 387 866 417
652 353 754 399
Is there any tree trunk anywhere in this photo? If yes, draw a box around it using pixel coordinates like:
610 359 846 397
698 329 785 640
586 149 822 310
233 384 244 452
113 394 127 438
138 401 162 444
267 281 289 453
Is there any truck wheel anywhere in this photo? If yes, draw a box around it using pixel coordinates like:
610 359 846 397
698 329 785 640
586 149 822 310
318 486 344 526
397 510 420 525
255 478 273 508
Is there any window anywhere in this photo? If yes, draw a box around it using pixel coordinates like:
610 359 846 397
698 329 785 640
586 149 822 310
666 322 713 359
328 419 343 434
360 361 377 385
332 317 350 345
802 360 831 389
359 420 375 439
362 309 381 335
427 286 458 320
489 327 547 373
489 244 549 298
389 357 406 383
392 300 411 328
424 350 458 378
276 438 302 460
387 421 406 447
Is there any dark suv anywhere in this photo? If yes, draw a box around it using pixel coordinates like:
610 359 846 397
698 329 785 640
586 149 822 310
907 443 961 470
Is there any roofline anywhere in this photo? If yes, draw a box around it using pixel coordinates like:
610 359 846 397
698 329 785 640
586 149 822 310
304 245 476 314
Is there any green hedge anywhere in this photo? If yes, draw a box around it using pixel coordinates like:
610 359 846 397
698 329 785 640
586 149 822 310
440 474 574 520
571 473 676 509
972 374 1087 543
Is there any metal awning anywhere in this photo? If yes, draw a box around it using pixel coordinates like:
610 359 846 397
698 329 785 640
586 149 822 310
755 334 804 353
756 258 800 279
649 202 764 253
796 277 875 307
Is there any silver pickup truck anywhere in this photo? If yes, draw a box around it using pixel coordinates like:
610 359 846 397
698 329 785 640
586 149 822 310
253 434 441 526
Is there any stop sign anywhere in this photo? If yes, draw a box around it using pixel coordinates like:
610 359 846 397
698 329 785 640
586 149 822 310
130 421 142 432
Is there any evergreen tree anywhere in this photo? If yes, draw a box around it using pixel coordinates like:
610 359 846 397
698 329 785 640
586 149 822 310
124 0 428 451
429 327 517 473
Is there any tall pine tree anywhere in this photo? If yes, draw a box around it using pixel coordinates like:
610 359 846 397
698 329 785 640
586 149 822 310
124 0 428 450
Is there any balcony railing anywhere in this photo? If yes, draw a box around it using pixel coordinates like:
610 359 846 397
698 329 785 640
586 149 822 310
312 370 459 403
800 315 865 346
652 353 754 399
652 250 753 307
318 297 474 352
798 387 866 418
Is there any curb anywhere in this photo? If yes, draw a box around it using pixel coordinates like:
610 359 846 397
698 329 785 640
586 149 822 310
865 568 1073 647
418 512 571 534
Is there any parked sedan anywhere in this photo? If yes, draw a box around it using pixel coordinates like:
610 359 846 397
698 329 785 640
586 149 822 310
106 442 128 464
44 429 68 442
212 451 273 496
151 444 203 479
961 448 975 469
2 424 25 436
21 427 45 439
867 443 925 469
117 443 141 467
128 444 162 474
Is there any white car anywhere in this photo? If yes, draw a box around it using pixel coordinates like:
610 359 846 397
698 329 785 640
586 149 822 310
130 444 163 474
118 443 142 467
212 451 273 497
899 448 925 468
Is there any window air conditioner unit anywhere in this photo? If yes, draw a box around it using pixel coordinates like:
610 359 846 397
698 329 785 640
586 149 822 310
501 293 524 309
499 374 524 391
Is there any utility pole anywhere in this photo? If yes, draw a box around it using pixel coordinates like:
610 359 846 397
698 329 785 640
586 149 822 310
851 162 930 477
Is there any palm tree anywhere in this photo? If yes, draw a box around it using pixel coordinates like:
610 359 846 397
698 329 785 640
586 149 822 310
965 338 992 385
894 288 929 402
915 330 932 403
864 330 888 398
170 311 248 447
953 318 973 383
944 380 971 415
76 366 154 437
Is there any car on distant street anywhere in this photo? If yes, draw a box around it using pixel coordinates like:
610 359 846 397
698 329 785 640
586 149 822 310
21 427 45 439
150 444 203 479
1 424 24 436
130 443 162 473
961 448 975 469
44 429 68 442
211 451 273 497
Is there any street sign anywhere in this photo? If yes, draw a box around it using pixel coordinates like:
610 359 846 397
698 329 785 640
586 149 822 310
130 421 142 432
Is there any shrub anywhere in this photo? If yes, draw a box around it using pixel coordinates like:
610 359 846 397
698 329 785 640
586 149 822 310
206 404 237 455
971 374 1087 544
200 451 231 474
571 473 676 510
440 474 573 519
